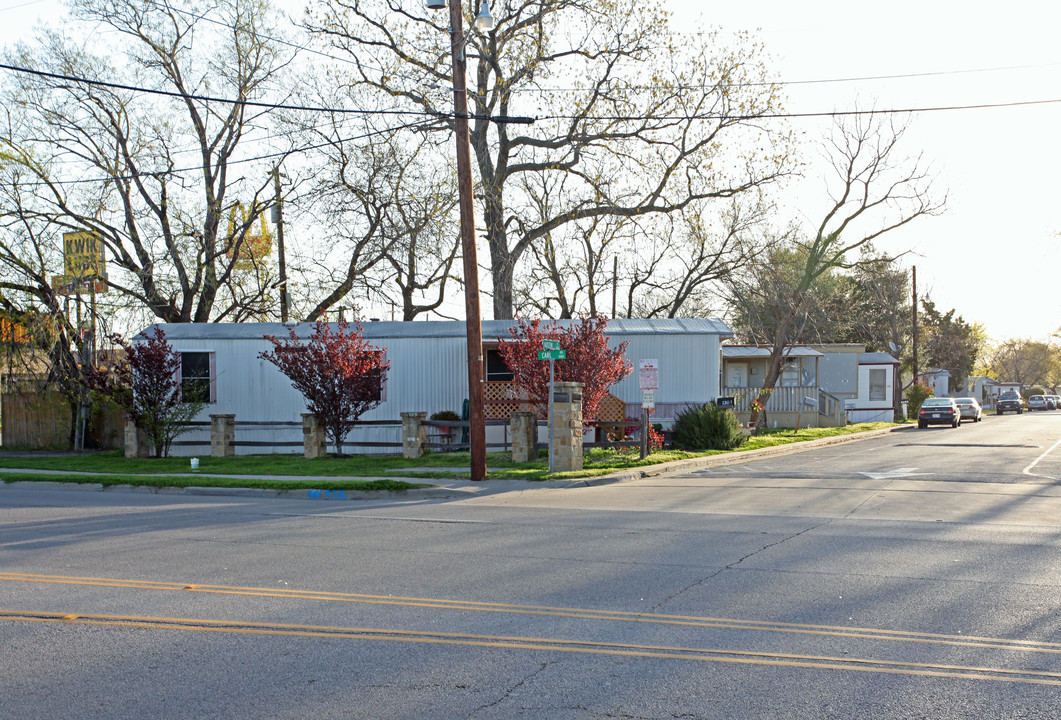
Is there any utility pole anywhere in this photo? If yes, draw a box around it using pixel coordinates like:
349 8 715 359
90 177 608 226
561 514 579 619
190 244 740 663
911 265 919 386
611 256 618 319
272 166 289 322
448 0 487 481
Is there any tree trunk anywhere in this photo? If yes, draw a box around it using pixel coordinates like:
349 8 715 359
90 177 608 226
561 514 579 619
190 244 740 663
748 353 784 434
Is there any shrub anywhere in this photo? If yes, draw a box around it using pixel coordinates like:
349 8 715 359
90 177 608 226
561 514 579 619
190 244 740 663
905 383 934 420
430 410 461 422
673 402 746 451
1024 386 1048 400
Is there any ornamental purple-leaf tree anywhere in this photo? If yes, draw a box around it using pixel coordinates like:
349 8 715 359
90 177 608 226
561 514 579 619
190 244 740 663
498 316 632 422
260 320 390 457
84 327 204 458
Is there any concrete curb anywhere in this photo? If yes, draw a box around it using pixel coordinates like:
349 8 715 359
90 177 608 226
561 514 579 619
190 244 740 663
576 423 916 487
0 425 914 501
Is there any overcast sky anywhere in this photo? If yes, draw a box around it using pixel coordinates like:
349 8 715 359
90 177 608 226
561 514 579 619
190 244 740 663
2 0 1058 342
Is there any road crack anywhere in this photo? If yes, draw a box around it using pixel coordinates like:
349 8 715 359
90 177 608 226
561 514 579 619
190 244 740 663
650 521 830 612
466 660 555 718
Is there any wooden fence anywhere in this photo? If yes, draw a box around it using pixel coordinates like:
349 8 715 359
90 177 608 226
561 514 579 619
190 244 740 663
1 390 124 449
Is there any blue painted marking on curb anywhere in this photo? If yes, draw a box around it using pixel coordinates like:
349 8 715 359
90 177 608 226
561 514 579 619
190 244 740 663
307 489 346 500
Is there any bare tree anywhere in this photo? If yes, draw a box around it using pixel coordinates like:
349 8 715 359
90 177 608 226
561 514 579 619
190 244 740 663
724 113 945 431
303 0 795 319
0 0 287 324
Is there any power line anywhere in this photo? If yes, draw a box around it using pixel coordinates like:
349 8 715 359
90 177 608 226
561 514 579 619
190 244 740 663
0 62 433 118
511 60 1061 94
535 96 1061 123
9 118 439 187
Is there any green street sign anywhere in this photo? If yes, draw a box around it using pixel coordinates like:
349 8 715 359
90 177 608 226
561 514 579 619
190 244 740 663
538 349 566 360
541 339 562 351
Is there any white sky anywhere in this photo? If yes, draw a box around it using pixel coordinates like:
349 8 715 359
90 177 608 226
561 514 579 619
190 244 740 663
668 0 1061 343
2 0 1059 342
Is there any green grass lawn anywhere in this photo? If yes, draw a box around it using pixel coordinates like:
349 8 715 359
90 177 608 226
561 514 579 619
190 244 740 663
0 422 898 487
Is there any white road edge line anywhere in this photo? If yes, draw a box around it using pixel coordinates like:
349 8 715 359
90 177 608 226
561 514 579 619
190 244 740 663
1022 436 1061 477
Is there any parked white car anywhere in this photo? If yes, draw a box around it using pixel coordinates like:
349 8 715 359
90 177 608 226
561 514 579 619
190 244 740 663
953 398 983 422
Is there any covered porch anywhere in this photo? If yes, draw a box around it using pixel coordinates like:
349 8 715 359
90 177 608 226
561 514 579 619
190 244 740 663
722 346 846 427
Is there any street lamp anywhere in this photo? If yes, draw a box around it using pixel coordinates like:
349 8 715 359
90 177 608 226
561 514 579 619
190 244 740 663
427 0 492 481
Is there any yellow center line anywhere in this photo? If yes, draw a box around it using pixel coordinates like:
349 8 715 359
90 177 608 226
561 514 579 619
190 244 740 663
3 571 1060 657
3 609 1060 687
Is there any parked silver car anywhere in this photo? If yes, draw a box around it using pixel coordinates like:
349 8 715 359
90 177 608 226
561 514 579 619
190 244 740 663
1029 395 1050 411
953 397 983 422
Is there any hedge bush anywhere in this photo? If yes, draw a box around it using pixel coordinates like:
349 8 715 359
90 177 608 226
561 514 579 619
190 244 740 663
673 402 746 451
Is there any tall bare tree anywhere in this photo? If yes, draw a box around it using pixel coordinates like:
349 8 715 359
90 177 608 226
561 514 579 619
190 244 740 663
724 113 945 430
0 0 287 324
303 0 795 319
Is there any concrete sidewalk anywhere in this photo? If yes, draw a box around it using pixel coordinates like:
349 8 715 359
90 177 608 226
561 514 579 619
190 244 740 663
0 425 913 501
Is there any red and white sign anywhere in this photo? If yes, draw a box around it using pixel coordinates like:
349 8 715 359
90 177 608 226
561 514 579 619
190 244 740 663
639 359 658 390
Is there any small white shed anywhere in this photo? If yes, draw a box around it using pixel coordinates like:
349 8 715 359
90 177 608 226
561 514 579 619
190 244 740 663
845 352 900 424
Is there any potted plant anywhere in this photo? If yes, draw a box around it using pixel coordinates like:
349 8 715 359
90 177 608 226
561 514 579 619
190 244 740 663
430 410 461 435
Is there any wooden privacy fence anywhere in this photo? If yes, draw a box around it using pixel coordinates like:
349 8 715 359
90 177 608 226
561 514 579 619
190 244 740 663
1 389 123 450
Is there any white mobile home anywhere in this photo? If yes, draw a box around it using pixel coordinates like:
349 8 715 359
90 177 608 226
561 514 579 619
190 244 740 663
148 318 732 455
846 352 900 423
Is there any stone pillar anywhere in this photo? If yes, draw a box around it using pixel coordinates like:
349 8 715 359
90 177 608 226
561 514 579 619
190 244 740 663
210 414 236 458
552 381 584 472
302 413 327 459
124 418 151 458
402 412 428 459
510 411 537 463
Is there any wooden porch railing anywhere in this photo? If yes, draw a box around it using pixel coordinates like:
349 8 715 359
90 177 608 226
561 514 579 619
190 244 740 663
722 386 819 413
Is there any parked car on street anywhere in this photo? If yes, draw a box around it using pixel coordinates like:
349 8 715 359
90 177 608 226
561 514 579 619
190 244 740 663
996 391 1024 415
1029 395 1049 411
1048 395 1060 410
953 397 983 422
918 398 962 429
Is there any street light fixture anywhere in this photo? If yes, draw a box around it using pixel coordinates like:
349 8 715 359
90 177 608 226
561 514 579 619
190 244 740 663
474 1 495 31
427 0 491 481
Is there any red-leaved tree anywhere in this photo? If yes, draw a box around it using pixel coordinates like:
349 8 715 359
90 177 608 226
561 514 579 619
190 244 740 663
259 320 390 457
84 327 205 458
498 316 632 422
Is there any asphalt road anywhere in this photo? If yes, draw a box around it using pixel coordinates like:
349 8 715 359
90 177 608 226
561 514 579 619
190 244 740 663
3 412 1061 719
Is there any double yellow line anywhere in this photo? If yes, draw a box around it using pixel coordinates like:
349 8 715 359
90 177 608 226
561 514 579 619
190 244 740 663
3 572 1061 685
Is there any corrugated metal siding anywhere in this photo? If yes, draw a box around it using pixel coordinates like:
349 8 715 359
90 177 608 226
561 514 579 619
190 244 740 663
150 317 732 341
177 333 473 424
150 320 730 453
610 334 721 404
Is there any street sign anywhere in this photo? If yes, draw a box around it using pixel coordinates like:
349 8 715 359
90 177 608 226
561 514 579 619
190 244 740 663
538 349 566 360
63 231 105 280
51 274 108 295
641 390 656 409
542 339 562 351
639 359 658 390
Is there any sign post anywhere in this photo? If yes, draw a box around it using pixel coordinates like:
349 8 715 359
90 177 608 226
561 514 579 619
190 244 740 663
638 359 659 459
540 341 565 473
61 231 106 452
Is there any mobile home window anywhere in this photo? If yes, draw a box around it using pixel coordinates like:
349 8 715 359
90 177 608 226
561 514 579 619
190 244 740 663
362 351 388 403
781 359 800 387
485 348 514 382
869 368 887 401
180 351 215 404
